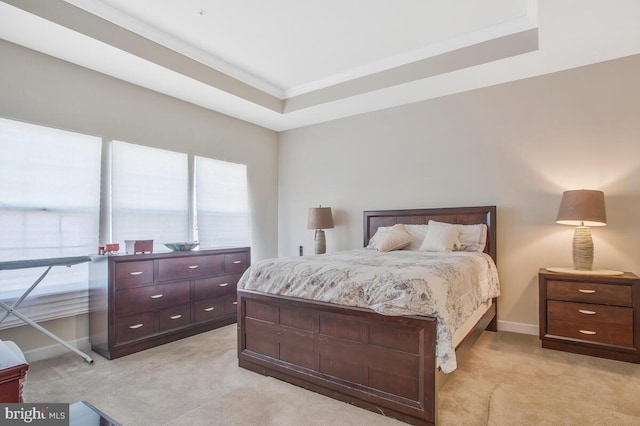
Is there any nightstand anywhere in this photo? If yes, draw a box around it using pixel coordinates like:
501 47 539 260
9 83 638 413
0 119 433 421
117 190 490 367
539 268 640 363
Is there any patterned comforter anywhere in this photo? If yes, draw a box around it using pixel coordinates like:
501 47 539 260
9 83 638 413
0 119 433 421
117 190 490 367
238 249 500 373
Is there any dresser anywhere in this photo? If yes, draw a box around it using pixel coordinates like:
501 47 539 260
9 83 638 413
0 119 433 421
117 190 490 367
89 247 250 359
539 269 640 363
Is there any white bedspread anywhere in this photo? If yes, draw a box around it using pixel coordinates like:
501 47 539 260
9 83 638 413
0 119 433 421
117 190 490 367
238 249 500 373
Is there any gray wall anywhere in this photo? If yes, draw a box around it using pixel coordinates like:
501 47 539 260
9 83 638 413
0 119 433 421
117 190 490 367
0 40 279 356
278 54 640 332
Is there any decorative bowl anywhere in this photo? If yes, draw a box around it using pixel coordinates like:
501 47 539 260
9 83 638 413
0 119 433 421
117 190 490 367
164 242 199 251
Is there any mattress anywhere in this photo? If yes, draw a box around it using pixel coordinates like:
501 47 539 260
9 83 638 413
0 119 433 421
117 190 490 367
239 249 500 373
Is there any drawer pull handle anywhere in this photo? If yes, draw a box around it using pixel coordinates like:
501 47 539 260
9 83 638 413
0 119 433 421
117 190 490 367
169 314 182 320
129 323 144 329
204 307 215 312
232 260 242 264
150 294 164 299
219 283 229 287
128 271 144 276
579 309 596 315
578 289 596 294
187 265 199 269
579 329 597 335
232 301 238 305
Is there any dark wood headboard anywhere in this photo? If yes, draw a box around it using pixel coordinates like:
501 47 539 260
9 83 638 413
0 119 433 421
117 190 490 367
363 206 497 263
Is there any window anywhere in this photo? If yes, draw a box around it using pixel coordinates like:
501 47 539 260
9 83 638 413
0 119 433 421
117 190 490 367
195 157 250 247
110 141 189 252
0 118 101 328
0 121 251 329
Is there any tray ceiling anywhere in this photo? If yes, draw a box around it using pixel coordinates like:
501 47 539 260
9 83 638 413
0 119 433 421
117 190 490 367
0 1 554 130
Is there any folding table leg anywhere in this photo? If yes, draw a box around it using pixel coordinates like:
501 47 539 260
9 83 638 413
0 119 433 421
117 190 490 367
0 266 53 323
0 300 93 364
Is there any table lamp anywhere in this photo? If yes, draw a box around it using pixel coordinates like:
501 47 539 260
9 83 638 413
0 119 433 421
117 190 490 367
307 206 334 254
555 189 606 271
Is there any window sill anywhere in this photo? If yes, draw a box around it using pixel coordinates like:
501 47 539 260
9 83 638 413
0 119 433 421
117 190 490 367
0 289 88 330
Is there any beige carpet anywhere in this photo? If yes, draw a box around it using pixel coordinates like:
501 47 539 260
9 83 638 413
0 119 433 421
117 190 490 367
488 384 640 425
24 325 640 425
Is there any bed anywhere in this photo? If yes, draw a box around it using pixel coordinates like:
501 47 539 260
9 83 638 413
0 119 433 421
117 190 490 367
237 206 498 425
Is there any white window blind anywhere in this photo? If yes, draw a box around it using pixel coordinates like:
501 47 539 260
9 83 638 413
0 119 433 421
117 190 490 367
111 141 189 252
195 157 250 247
0 118 101 327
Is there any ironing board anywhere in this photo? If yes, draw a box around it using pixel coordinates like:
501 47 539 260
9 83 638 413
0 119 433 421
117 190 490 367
0 256 93 363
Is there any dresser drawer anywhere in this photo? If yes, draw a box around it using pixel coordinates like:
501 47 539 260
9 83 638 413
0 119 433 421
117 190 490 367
157 255 224 281
115 312 155 344
225 252 248 273
547 280 632 306
158 304 192 332
115 261 154 288
194 298 225 322
548 300 633 327
194 274 241 299
547 319 633 347
116 281 191 315
223 293 239 315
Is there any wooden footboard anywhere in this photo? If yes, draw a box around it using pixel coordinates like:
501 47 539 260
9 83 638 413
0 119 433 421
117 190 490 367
237 206 498 425
238 289 439 425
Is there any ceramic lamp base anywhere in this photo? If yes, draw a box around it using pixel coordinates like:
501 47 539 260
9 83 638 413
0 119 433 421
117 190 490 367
314 229 326 255
572 226 593 270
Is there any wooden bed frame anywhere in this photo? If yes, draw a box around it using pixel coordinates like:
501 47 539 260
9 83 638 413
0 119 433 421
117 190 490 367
237 206 497 425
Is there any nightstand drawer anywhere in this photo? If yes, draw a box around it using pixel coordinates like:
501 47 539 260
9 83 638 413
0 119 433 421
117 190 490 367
547 280 632 306
547 319 633 347
548 300 633 327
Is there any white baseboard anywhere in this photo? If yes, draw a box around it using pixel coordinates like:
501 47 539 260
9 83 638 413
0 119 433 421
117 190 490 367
497 320 539 336
22 337 90 363
20 322 538 362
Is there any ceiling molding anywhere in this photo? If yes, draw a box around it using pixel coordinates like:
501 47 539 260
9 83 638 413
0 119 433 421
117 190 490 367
4 0 637 133
62 0 286 99
284 10 538 99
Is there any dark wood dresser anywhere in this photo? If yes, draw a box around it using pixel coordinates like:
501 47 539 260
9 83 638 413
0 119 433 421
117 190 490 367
89 247 250 359
539 268 640 363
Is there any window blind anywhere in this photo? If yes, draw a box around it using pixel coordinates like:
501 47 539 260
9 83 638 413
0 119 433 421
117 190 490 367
111 141 189 252
0 118 101 327
195 157 250 248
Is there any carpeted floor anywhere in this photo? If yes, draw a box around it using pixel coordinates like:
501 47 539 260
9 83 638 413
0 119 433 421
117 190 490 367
24 325 640 425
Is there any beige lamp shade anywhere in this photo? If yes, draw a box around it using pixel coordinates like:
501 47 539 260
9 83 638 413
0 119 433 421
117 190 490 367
556 190 606 227
556 189 606 271
307 206 334 230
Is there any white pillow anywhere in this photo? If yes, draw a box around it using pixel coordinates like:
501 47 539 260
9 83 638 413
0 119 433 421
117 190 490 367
368 224 413 252
429 220 487 252
419 221 460 252
402 224 429 250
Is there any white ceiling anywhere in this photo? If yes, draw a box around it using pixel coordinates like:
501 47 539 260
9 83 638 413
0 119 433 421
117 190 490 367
1 1 639 131
63 0 532 98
